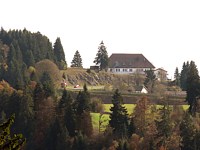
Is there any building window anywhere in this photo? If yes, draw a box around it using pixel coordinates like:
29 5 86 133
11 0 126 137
129 69 132 72
116 69 120 72
123 69 128 72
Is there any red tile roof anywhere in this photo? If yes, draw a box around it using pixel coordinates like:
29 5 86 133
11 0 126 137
109 53 155 68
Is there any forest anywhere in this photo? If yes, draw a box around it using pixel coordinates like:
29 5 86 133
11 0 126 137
0 28 200 150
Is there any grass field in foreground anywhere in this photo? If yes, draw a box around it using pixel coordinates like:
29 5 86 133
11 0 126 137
103 104 189 114
91 104 190 132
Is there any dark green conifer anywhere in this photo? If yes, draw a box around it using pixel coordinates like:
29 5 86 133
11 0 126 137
40 72 55 98
59 90 77 137
53 37 67 69
76 84 91 115
94 41 109 70
144 69 156 93
71 50 83 68
186 61 200 115
156 105 173 148
180 61 190 90
180 112 196 150
174 67 180 86
109 89 129 139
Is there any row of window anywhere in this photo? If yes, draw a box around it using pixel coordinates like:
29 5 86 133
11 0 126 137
110 68 150 72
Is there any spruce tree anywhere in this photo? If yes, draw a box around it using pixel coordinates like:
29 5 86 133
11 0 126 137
144 69 156 93
53 37 67 69
59 90 76 137
180 61 190 90
71 50 83 67
174 67 180 86
93 41 109 70
75 84 93 137
109 89 129 139
180 112 196 150
156 105 173 148
76 84 91 115
40 72 55 98
186 61 200 115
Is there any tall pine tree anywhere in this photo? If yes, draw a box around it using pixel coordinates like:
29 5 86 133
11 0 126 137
174 67 180 87
180 112 196 150
59 90 76 137
109 89 129 139
75 84 93 137
53 37 67 69
156 105 173 149
186 61 200 115
71 50 82 68
144 69 156 93
40 72 55 98
180 61 190 90
93 41 109 70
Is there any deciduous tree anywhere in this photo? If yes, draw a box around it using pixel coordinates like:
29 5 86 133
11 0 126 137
0 115 26 150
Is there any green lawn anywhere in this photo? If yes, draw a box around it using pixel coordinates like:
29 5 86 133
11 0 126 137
103 104 136 114
91 104 190 133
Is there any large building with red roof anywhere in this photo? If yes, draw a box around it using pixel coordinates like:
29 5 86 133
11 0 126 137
108 53 155 74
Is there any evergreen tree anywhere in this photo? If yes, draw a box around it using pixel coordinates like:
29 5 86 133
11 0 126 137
45 118 69 150
75 84 93 137
7 44 16 63
59 90 76 137
72 132 88 150
144 69 156 93
40 72 55 98
53 37 67 69
24 50 35 67
186 61 200 115
76 84 91 115
33 83 45 110
109 89 129 139
180 61 190 90
174 67 180 86
156 105 173 149
180 112 196 150
93 41 109 70
71 50 83 67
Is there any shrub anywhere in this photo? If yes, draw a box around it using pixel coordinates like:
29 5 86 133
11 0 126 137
90 97 104 113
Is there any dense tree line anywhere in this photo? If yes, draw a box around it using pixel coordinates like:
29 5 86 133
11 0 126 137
175 61 200 115
0 28 67 89
1 79 200 149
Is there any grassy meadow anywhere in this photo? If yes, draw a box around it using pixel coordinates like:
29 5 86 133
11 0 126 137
91 104 190 132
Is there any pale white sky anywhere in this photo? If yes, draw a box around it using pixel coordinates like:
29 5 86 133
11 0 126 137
1 0 200 78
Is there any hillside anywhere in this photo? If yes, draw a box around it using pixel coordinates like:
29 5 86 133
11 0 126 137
0 28 67 89
61 68 144 89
